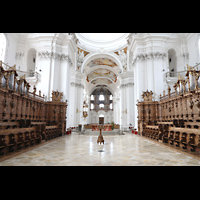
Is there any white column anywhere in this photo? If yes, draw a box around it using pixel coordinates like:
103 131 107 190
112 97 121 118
146 59 154 91
68 82 76 127
133 59 145 129
127 83 134 127
125 85 128 129
36 58 51 98
153 58 165 100
136 59 145 101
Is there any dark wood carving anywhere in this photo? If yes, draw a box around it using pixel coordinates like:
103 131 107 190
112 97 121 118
0 61 67 156
137 65 200 153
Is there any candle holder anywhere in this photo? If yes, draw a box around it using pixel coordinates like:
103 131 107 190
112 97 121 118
97 124 104 144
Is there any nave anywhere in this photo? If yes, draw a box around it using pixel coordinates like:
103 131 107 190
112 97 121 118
0 131 200 166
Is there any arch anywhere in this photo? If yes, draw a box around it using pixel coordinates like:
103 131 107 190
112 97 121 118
168 48 177 77
90 86 113 96
81 52 123 73
90 76 114 84
0 33 7 62
27 48 37 76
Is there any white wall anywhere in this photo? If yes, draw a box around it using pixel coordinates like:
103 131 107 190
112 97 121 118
4 33 18 66
186 33 200 66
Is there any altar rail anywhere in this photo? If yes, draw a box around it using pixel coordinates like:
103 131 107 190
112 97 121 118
0 61 67 156
137 64 200 153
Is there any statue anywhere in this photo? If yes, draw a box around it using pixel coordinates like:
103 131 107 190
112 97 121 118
141 90 153 101
51 90 63 102
77 50 84 71
118 49 127 71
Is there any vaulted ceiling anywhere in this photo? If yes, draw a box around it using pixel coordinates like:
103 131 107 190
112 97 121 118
75 33 130 52
76 33 129 95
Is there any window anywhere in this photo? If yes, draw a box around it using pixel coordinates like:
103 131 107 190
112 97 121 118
110 103 112 109
110 95 112 100
91 95 94 100
0 33 6 62
99 104 104 108
168 49 177 77
99 94 104 101
91 103 94 109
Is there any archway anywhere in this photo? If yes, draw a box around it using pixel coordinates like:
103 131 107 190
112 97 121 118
99 114 104 124
27 48 36 77
168 48 177 77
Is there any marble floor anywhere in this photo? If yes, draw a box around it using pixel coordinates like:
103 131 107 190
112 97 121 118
0 131 200 166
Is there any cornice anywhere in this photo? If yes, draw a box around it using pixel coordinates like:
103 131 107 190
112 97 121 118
120 82 134 88
37 51 73 65
132 52 167 66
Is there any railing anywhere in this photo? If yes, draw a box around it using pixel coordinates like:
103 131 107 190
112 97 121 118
165 63 200 81
165 70 187 78
16 70 39 81
0 61 39 81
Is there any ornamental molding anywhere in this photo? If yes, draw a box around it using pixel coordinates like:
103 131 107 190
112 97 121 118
132 52 167 66
182 53 189 59
70 82 84 89
120 82 134 88
38 51 73 65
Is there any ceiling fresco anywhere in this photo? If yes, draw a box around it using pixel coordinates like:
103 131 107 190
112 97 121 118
87 58 117 68
86 68 117 83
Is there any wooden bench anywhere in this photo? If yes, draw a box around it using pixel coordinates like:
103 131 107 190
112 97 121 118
169 127 200 151
0 127 38 154
43 125 59 140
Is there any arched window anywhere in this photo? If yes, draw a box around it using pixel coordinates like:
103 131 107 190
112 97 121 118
91 103 94 109
99 104 104 108
0 33 6 62
99 94 104 101
27 48 36 76
168 49 177 77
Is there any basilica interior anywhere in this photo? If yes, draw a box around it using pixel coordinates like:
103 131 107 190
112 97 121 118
1 33 200 166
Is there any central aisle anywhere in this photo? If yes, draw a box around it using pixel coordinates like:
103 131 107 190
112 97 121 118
0 132 200 166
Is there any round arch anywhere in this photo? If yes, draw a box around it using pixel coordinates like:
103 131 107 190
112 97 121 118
89 84 114 96
168 48 177 76
27 48 37 74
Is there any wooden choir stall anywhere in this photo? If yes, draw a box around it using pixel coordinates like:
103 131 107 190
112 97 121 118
0 61 67 156
137 64 200 153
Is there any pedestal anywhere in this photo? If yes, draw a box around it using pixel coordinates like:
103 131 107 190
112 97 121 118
97 129 104 144
97 124 104 144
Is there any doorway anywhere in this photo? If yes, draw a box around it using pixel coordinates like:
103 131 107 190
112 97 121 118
99 114 104 124
99 117 104 124
27 48 36 77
